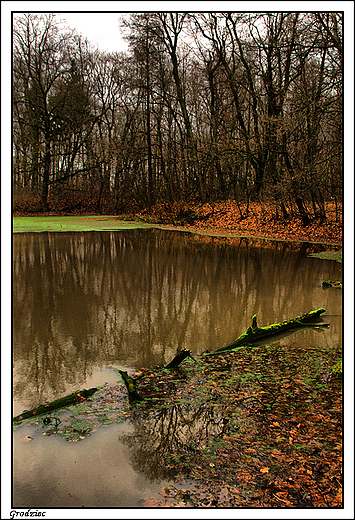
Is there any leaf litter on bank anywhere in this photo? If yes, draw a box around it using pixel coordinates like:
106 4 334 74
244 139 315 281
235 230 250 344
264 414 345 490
137 201 342 245
13 204 342 507
134 343 342 508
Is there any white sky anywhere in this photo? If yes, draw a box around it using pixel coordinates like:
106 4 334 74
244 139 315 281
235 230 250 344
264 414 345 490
6 1 355 57
3 1 355 55
58 12 128 53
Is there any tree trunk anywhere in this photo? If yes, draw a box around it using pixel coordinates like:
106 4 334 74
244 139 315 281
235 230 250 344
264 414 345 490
146 59 154 206
41 139 51 211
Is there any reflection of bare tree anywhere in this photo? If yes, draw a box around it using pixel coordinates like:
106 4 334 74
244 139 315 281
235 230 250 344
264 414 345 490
122 403 225 480
13 229 342 409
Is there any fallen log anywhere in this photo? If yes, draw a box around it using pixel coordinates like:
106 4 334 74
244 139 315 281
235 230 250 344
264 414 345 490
208 308 327 355
119 370 143 404
13 387 98 422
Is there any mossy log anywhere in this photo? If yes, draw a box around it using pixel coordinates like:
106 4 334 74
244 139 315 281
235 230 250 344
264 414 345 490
322 280 342 289
119 370 143 404
13 387 98 422
210 308 327 355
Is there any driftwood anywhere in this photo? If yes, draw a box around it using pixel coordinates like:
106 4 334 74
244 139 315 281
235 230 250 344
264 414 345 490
13 387 98 422
119 370 143 403
209 308 327 355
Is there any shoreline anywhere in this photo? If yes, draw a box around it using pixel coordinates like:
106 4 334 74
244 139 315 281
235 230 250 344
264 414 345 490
12 213 342 247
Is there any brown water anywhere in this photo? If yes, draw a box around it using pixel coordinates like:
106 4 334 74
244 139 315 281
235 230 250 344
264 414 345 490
12 229 342 508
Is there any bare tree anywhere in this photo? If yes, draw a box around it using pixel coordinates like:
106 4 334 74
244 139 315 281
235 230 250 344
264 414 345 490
13 11 342 219
13 14 102 211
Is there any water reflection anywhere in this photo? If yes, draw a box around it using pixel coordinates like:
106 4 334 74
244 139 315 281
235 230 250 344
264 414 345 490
12 402 225 507
123 403 224 480
13 230 342 413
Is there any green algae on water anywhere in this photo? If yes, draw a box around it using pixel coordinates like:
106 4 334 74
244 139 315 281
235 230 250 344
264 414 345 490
13 216 157 233
308 250 342 263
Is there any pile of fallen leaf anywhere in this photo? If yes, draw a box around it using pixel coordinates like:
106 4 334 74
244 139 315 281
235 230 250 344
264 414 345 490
136 200 342 245
132 343 342 508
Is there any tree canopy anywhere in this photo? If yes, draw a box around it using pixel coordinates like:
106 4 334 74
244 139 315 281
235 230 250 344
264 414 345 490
13 12 342 221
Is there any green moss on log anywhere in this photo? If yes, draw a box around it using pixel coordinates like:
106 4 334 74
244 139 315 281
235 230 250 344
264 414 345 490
208 308 327 355
322 280 342 289
119 370 143 404
13 387 98 421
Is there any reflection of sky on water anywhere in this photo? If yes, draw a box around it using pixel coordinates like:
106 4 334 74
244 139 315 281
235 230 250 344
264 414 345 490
13 400 226 507
13 229 342 414
13 422 167 508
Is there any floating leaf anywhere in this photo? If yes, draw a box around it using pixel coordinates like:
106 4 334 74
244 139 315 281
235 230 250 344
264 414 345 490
141 498 156 507
20 435 33 442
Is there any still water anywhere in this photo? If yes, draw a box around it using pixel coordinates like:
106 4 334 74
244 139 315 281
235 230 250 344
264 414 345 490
12 229 342 507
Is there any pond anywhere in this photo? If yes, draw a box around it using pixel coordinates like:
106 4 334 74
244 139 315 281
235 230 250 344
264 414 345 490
12 229 342 508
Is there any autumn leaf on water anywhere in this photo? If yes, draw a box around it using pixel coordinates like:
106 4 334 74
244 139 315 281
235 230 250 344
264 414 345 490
20 435 33 442
260 467 269 474
141 498 157 507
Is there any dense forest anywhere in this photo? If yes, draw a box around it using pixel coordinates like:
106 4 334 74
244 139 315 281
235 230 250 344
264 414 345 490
13 12 342 223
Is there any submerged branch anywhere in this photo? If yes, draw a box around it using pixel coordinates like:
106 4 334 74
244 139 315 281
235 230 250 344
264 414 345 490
119 370 144 404
164 348 195 369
